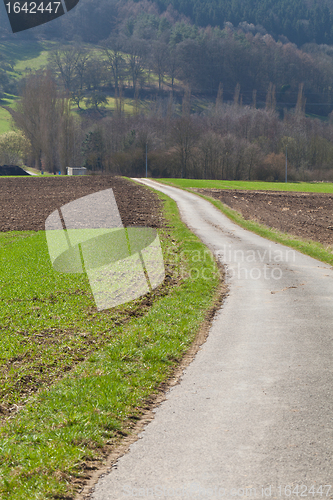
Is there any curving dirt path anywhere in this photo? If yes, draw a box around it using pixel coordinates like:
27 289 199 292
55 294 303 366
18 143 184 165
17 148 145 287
89 179 333 500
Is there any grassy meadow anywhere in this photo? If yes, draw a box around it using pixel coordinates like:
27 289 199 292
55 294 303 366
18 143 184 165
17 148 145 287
158 178 333 194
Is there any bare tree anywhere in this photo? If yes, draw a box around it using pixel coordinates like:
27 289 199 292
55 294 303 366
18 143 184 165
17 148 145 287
168 45 180 92
220 135 235 179
170 116 198 178
215 83 223 112
9 71 77 173
58 99 82 173
152 41 169 92
74 50 91 91
233 83 240 106
126 38 147 90
103 36 126 91
199 131 223 179
295 83 306 116
244 143 262 179
83 59 107 91
48 46 88 92
266 82 276 112
70 89 85 110
7 71 52 169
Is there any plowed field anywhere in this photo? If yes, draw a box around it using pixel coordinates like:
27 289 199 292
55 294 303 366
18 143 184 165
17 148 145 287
0 176 164 232
194 188 333 246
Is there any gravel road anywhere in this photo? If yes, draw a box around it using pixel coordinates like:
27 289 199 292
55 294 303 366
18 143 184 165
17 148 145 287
90 179 333 500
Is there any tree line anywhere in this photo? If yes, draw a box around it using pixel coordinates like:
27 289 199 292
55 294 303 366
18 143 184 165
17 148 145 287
39 26 333 118
3 0 333 116
3 0 333 178
154 0 333 46
4 0 333 47
5 69 333 182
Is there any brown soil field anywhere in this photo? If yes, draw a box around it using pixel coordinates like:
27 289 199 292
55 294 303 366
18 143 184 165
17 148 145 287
194 188 333 246
3 177 331 247
0 176 164 232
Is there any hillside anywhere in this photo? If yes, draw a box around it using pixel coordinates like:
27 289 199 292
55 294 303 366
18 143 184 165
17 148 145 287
2 0 333 117
2 0 333 181
155 0 333 46
2 0 333 46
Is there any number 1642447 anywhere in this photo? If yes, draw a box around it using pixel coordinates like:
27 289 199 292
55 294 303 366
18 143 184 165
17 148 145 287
5 2 61 14
276 485 332 497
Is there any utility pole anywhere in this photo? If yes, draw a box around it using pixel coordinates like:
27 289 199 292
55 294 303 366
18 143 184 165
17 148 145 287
145 142 148 178
285 146 288 183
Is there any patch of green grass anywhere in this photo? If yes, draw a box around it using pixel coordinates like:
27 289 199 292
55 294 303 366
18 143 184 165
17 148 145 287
0 40 55 76
0 187 221 499
158 178 333 194
0 93 18 133
71 96 152 116
0 104 15 135
20 167 55 176
14 50 50 73
105 96 149 114
0 41 47 64
305 112 328 122
0 173 56 178
0 108 12 134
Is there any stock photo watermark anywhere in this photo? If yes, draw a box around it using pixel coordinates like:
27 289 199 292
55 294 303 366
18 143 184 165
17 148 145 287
122 483 332 498
164 244 296 282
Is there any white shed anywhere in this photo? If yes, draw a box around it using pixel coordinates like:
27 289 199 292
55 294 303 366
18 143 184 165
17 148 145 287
67 167 87 176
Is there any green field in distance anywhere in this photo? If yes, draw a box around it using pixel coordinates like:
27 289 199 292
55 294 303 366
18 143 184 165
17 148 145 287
158 179 333 194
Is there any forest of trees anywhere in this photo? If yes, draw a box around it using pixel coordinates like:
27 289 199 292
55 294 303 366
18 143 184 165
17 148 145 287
3 0 333 179
6 70 333 182
1 0 333 115
3 0 333 46
5 14 333 117
154 0 333 46
1 0 333 113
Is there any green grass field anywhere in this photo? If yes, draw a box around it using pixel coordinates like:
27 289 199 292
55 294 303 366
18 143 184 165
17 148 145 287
0 93 17 133
158 178 333 194
0 105 13 134
72 96 151 115
0 40 52 70
0 185 221 499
